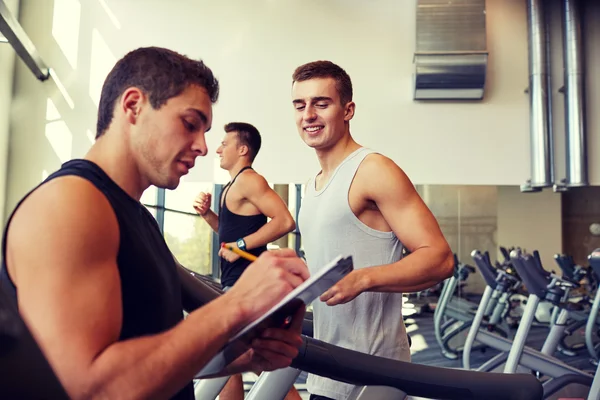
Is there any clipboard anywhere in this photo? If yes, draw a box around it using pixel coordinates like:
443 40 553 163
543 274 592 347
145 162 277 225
195 254 354 378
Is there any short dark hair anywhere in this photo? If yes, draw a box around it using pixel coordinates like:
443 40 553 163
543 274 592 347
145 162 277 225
224 122 262 162
292 61 353 106
95 47 220 138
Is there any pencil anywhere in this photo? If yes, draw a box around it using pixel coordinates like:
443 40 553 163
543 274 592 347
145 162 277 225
221 243 258 262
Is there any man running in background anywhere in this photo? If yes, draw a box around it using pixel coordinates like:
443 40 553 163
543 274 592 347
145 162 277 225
194 122 298 400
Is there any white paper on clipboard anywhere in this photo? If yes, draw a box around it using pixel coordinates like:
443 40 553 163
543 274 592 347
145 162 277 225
195 254 354 378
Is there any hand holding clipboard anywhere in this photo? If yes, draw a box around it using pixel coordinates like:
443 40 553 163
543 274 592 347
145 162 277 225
195 254 354 378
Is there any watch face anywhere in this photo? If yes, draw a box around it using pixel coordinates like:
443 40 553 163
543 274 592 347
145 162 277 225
237 239 245 249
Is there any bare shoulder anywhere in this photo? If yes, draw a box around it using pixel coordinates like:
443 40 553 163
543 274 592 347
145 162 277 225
11 175 118 231
236 169 270 193
356 153 414 195
7 176 119 278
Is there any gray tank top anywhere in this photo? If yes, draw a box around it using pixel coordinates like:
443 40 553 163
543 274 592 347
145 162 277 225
298 147 410 400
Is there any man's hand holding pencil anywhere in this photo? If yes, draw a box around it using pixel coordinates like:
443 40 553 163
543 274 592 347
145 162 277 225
220 248 310 375
220 242 257 262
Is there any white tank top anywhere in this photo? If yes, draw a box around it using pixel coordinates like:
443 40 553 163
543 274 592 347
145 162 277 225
298 147 411 400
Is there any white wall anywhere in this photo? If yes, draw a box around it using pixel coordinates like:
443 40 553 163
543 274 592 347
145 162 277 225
497 186 562 270
421 185 499 293
4 0 600 217
0 0 20 225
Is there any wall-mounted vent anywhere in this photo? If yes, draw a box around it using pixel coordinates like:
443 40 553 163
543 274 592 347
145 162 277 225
414 0 488 100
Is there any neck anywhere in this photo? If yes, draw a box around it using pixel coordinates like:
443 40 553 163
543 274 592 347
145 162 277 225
227 160 252 179
315 133 361 176
85 132 147 200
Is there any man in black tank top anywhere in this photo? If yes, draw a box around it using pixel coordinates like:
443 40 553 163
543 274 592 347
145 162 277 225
0 47 309 400
193 122 297 400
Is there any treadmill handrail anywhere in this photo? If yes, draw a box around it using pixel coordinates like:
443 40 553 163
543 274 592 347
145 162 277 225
292 336 543 400
178 264 223 312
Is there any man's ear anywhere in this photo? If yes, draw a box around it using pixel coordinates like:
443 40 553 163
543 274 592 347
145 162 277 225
120 87 145 124
344 101 356 122
238 144 249 157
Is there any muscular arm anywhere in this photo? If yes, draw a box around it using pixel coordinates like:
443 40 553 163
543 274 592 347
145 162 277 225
6 177 302 399
358 155 454 293
237 173 296 250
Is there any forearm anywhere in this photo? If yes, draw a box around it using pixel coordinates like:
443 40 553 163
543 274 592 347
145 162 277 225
243 217 295 250
79 295 246 400
361 247 454 294
201 210 219 232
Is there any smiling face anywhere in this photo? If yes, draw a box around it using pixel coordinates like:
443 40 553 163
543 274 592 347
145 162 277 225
216 131 242 171
130 84 213 189
292 77 354 151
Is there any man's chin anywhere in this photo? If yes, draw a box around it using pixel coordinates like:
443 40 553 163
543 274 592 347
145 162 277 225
302 136 323 148
306 140 324 150
163 176 181 190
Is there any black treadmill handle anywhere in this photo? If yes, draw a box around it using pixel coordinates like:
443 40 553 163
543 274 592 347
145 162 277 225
462 264 476 273
500 246 510 261
291 337 543 400
301 312 314 338
177 265 222 313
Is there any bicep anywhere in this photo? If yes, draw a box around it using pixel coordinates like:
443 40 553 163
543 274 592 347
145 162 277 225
384 193 445 252
245 177 292 219
367 161 446 252
8 178 121 382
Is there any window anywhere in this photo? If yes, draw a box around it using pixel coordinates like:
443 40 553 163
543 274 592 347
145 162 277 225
141 186 158 218
163 181 214 276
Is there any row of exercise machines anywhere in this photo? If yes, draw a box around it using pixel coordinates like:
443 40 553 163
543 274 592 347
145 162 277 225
433 247 600 399
5 250 600 399
435 249 598 362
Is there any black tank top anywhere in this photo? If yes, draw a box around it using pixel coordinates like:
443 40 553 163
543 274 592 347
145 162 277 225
0 159 193 400
218 167 268 288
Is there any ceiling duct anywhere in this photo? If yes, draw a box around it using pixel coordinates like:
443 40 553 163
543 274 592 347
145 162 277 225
559 0 587 189
521 0 588 193
413 0 488 100
521 0 553 192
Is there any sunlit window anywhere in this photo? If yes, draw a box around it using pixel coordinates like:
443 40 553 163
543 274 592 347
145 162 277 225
52 0 81 69
89 28 116 107
164 181 214 276
44 98 73 164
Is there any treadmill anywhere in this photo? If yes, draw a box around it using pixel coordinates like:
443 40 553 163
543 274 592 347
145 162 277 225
0 265 544 400
586 248 600 400
179 265 543 400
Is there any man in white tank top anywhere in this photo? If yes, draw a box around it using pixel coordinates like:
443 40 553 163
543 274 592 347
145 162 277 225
291 61 455 400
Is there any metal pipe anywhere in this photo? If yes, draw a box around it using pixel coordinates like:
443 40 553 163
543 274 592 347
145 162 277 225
562 0 588 187
522 0 553 191
524 0 553 189
0 0 49 81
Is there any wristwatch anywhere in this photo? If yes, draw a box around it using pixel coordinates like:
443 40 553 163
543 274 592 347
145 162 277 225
236 238 247 251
